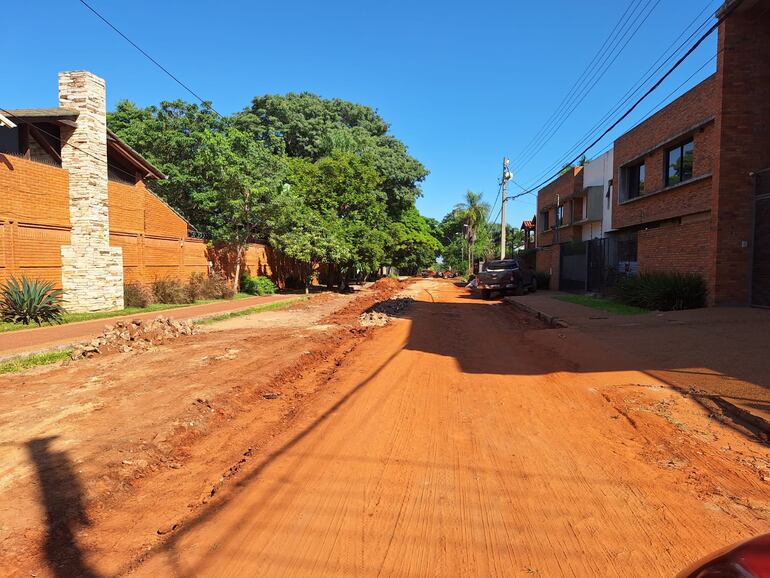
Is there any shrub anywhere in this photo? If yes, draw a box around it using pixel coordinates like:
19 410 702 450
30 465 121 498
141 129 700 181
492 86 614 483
152 279 190 304
614 271 707 311
241 275 276 296
186 272 208 302
203 272 235 300
0 276 64 325
124 283 154 308
535 272 551 290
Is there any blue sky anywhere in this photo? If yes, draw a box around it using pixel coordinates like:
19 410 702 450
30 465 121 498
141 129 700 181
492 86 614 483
2 0 719 228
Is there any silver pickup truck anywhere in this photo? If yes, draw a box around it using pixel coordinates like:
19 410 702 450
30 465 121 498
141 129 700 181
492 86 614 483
476 258 537 299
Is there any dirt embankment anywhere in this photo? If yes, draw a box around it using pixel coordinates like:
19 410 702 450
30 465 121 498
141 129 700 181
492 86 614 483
0 281 412 578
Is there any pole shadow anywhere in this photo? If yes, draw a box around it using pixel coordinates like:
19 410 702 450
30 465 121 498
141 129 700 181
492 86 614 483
26 436 101 578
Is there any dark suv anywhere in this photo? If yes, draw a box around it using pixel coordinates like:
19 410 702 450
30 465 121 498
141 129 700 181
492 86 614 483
475 258 537 299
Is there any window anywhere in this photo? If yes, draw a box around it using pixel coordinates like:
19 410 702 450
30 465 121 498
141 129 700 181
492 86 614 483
626 163 645 200
666 139 694 186
556 205 564 227
540 210 550 232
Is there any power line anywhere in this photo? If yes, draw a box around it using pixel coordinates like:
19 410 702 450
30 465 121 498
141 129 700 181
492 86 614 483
523 0 719 187
78 0 223 118
509 0 637 169
507 0 743 202
512 0 662 175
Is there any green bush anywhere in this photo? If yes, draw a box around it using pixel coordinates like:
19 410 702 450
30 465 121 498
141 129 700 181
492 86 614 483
535 272 551 290
614 271 706 311
0 276 64 325
152 279 190 304
124 283 154 308
241 275 276 296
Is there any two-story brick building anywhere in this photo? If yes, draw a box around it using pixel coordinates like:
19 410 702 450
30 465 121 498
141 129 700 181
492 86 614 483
535 0 769 305
610 0 770 306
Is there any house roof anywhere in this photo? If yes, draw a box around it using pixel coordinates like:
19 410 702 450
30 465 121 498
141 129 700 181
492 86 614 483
521 220 535 229
2 107 165 180
106 129 166 180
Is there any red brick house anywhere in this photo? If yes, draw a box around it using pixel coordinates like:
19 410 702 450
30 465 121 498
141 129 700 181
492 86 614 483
534 0 768 304
611 0 770 306
534 167 584 289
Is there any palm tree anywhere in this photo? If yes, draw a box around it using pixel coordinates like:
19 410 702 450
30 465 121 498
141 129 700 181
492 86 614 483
454 190 490 274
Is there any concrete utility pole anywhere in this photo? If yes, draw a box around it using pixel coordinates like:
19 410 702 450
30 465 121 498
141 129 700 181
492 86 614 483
500 158 512 259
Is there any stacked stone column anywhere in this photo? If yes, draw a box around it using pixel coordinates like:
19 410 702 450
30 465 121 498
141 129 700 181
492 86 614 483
59 71 124 311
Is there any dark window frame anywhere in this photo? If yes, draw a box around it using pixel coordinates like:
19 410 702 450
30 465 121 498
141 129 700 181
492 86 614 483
540 210 550 232
665 138 694 187
625 162 646 200
555 205 564 227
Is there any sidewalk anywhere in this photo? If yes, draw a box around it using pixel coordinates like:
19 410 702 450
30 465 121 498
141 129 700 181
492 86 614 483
506 291 770 435
0 294 300 360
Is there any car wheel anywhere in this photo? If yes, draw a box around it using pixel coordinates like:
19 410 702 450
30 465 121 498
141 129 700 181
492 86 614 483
481 289 491 300
513 279 525 296
529 278 538 293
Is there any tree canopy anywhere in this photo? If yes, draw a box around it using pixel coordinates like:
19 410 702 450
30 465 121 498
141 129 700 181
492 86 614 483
107 93 440 284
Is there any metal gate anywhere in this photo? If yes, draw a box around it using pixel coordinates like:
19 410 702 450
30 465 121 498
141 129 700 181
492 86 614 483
559 241 587 292
559 238 611 293
752 168 770 307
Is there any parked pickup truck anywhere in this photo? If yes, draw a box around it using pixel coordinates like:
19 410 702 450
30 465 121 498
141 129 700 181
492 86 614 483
475 258 537 299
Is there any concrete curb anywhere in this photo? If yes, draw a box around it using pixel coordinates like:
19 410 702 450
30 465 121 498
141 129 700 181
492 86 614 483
502 296 569 328
0 296 304 365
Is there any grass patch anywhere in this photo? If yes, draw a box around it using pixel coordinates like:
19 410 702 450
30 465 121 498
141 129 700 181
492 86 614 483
196 296 309 325
0 349 72 375
0 297 263 334
555 295 648 316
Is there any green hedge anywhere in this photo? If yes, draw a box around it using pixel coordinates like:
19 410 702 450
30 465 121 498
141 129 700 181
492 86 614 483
241 275 277 296
614 271 706 311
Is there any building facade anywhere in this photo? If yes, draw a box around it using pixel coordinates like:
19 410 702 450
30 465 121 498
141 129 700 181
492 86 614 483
0 71 208 311
534 0 769 305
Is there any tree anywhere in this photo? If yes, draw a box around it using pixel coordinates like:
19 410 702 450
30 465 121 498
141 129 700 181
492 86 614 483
267 187 348 292
389 208 442 274
234 94 428 218
454 191 491 274
195 128 287 290
108 100 228 229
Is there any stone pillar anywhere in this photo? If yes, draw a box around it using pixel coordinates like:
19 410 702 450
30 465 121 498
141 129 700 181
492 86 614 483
59 70 124 311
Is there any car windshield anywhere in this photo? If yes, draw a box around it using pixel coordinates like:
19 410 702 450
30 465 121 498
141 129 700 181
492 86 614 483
486 260 518 270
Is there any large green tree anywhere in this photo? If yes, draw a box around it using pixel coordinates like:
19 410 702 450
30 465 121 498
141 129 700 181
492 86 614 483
234 93 428 216
109 95 439 286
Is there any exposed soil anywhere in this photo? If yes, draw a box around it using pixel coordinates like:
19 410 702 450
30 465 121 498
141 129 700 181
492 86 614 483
0 282 411 577
4 278 770 577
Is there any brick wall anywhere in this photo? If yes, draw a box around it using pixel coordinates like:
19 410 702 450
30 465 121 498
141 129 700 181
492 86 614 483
612 76 717 231
0 152 210 291
638 220 710 280
536 167 583 248
210 243 309 289
710 0 770 304
535 245 560 291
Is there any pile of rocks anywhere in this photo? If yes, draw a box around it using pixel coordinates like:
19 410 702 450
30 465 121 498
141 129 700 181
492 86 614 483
358 297 413 327
71 316 196 359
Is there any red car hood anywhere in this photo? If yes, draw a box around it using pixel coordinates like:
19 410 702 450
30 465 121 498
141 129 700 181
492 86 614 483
677 534 770 577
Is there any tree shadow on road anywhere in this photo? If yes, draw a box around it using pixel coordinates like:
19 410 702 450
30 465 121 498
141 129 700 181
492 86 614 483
26 436 101 578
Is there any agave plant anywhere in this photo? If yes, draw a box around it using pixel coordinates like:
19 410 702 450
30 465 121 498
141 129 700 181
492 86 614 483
0 276 64 325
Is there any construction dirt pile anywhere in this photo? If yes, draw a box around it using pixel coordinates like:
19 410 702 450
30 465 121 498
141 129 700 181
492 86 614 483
358 297 414 327
71 316 196 359
370 277 403 292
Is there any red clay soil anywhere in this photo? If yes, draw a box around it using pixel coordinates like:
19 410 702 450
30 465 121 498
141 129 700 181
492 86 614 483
0 293 295 359
4 279 770 577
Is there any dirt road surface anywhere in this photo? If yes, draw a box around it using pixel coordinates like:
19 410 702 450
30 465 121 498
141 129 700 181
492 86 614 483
4 279 770 577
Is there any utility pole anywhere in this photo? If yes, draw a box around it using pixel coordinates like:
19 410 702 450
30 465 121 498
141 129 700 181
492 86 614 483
500 157 512 259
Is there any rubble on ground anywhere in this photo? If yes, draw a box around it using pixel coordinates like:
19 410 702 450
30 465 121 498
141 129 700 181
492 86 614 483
71 316 196 359
358 297 413 327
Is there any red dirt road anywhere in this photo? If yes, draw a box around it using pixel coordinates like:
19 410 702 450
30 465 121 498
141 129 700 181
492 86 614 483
123 280 770 577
